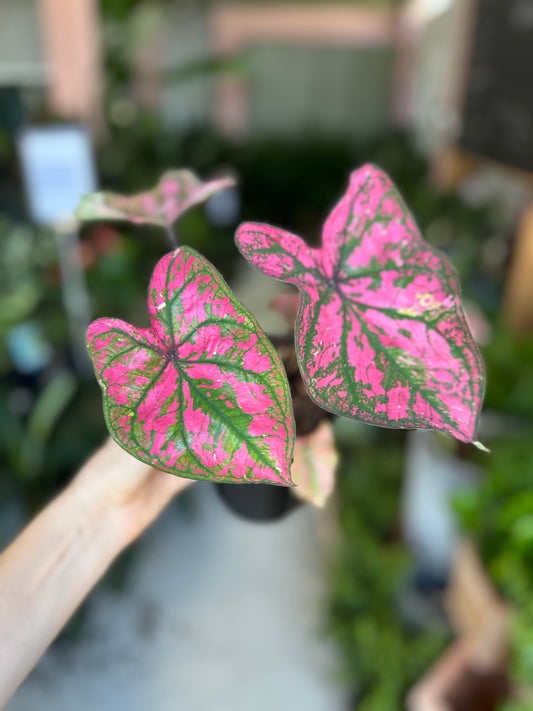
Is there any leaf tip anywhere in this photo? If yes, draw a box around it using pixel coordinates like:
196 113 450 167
472 440 490 453
350 162 385 183
218 174 238 190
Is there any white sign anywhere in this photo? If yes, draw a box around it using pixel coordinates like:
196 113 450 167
18 124 96 225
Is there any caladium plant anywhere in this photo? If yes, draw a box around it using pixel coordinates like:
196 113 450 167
79 165 485 501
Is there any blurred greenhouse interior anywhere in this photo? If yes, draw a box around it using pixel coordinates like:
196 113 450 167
1 0 533 709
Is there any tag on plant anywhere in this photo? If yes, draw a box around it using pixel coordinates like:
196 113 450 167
87 247 295 485
236 165 485 443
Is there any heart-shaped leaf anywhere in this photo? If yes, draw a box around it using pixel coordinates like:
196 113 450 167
76 170 236 228
87 246 295 485
236 164 485 443
291 421 338 508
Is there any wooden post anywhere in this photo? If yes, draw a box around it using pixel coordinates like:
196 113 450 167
504 201 533 332
36 0 102 133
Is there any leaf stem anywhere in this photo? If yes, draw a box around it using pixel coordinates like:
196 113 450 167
165 222 178 250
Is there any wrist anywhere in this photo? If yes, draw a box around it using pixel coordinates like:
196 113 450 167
68 438 193 549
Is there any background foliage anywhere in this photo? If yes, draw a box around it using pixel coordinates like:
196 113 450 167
0 0 527 702
455 331 533 709
0 107 505 682
330 426 449 709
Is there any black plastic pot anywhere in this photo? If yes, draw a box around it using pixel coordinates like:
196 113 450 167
216 482 301 522
216 334 330 522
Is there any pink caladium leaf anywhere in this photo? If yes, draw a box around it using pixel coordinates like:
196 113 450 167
236 164 485 443
76 170 236 228
291 421 338 508
87 246 295 485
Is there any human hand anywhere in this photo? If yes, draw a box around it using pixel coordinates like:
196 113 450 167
0 438 194 706
70 437 194 547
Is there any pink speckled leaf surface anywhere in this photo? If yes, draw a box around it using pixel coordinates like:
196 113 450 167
76 170 235 228
236 165 485 443
87 247 295 485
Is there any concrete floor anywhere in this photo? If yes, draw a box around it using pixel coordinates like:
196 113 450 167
8 482 347 711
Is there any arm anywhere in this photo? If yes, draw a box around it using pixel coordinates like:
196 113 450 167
0 438 193 707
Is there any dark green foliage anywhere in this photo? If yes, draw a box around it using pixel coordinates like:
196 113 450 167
481 328 533 418
453 328 533 709
454 436 533 707
329 430 449 709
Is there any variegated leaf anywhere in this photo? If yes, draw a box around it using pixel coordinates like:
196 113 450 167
87 246 295 485
291 421 338 508
76 170 235 228
236 164 485 443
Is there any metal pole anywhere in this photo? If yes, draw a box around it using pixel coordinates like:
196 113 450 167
53 216 92 375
